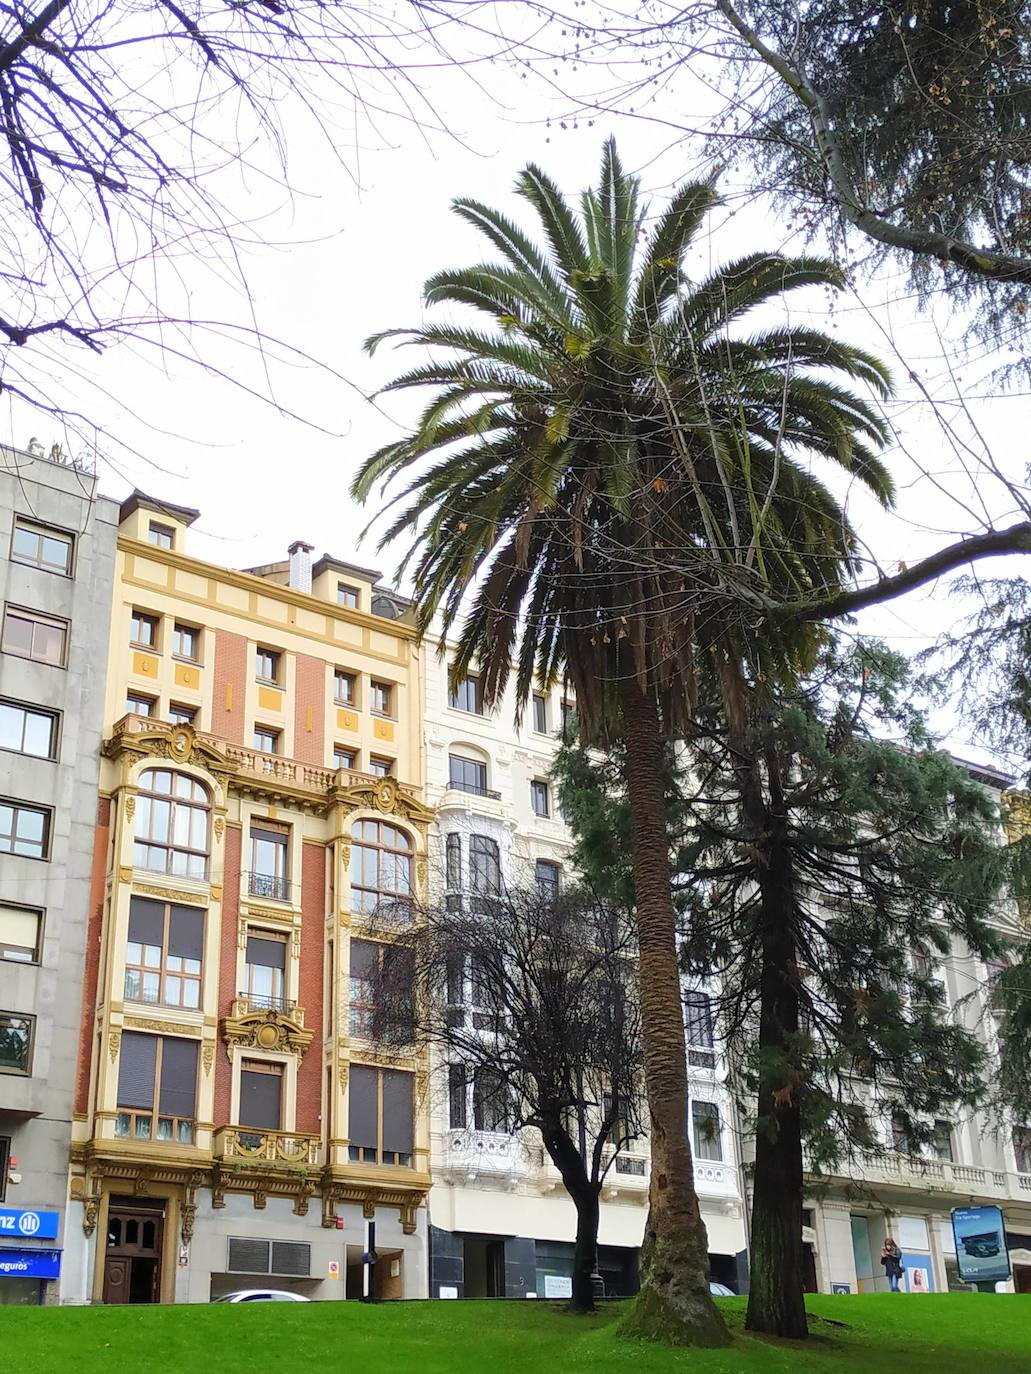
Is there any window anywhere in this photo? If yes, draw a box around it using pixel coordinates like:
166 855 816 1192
369 755 393 778
333 746 356 770
148 522 175 549
685 991 716 1069
349 939 413 1041
337 583 359 610
469 834 501 896
911 943 937 981
560 701 575 730
351 819 413 916
449 754 488 796
245 931 288 1010
691 1100 723 1161
370 680 393 716
473 1068 511 1133
530 779 550 817
448 674 483 714
0 905 42 963
172 623 199 660
168 703 197 726
123 897 203 1009
126 693 156 718
2 605 68 666
227 1237 310 1277
249 822 289 901
11 517 73 575
134 769 210 879
0 800 50 859
253 726 280 754
349 939 379 1038
1014 1127 1031 1174
130 610 159 648
931 1120 955 1163
445 834 462 891
255 647 280 684
890 1113 912 1155
0 699 58 758
115 1032 197 1143
334 670 356 705
0 1011 34 1075
448 1064 468 1129
535 860 560 899
532 694 548 734
348 1065 414 1166
239 1060 283 1133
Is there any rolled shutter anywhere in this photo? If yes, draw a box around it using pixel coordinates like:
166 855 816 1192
349 939 379 978
348 1065 377 1150
127 898 164 948
117 1032 157 1109
240 1067 282 1130
168 905 204 962
382 1070 413 1155
246 935 286 971
158 1038 198 1119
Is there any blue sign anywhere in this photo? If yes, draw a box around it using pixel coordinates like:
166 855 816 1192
951 1206 1012 1285
0 1248 61 1280
0 1208 60 1240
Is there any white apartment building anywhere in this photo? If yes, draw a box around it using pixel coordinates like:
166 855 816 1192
800 761 1031 1297
421 652 749 1300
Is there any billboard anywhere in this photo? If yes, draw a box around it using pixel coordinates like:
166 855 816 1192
951 1206 1012 1285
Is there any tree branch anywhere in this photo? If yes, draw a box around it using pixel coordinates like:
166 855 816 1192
715 0 1031 285
798 521 1031 622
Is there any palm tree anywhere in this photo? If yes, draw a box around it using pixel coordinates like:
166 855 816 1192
352 139 893 1345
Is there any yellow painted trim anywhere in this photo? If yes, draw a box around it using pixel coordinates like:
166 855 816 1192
174 662 201 689
132 650 159 679
337 708 359 733
373 718 395 742
257 685 282 713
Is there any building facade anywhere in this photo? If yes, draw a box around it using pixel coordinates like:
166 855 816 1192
66 496 434 1303
0 444 119 1304
421 650 749 1300
800 764 1031 1297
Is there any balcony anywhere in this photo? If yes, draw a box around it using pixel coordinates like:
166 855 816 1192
214 1125 321 1169
109 714 424 803
693 1159 738 1198
246 871 291 903
442 1130 535 1184
811 1150 1027 1201
233 992 300 1020
447 780 502 801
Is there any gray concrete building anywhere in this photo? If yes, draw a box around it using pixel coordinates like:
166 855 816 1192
0 443 118 1304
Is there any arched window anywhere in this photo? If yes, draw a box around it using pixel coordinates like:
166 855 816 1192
351 819 413 916
134 769 211 879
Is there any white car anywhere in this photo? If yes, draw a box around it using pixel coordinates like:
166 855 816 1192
214 1289 311 1303
709 1282 736 1297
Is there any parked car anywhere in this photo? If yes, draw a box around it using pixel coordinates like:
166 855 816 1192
709 1282 736 1297
213 1289 312 1303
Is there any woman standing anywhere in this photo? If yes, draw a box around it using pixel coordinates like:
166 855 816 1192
881 1237 905 1292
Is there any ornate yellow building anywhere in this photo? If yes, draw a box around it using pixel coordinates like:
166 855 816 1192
65 493 433 1303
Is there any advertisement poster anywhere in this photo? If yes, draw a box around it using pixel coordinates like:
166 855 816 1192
904 1256 934 1293
951 1206 1012 1285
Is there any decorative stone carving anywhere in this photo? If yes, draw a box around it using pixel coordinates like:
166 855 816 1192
108 1029 121 1063
337 1061 349 1093
214 816 225 841
82 1197 100 1238
223 1006 314 1060
400 1202 418 1236
132 882 206 907
124 1017 202 1038
362 1197 376 1220
202 1043 214 1076
124 794 136 820
180 1202 197 1245
253 1191 267 1210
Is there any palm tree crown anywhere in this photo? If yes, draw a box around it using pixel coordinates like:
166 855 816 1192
353 139 894 739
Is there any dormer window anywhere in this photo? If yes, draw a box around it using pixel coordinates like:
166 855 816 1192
337 583 360 610
148 522 175 550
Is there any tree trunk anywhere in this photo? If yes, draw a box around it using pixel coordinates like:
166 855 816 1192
744 778 808 1338
570 1186 601 1315
618 678 729 1347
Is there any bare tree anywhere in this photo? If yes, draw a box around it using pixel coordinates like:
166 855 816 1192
0 0 494 449
367 881 645 1314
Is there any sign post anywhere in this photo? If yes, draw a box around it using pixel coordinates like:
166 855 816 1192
951 1206 1011 1292
361 1218 378 1302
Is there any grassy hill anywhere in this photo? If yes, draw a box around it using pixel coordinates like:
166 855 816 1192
3 1293 1028 1372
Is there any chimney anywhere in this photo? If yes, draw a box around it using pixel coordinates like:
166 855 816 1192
287 540 314 593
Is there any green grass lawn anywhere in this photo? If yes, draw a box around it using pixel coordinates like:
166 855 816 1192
3 1294 1028 1372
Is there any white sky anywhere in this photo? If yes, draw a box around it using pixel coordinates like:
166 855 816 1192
4 13 1026 769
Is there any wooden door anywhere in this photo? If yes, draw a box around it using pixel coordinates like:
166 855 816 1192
105 1207 164 1304
102 1256 131 1305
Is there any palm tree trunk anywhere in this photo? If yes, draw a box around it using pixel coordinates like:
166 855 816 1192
618 678 728 1347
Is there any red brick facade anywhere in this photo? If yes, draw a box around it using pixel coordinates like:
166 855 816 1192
292 653 326 765
296 840 326 1133
211 628 247 745
74 796 111 1116
213 823 242 1127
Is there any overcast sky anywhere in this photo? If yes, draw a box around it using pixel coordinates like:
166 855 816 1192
4 12 1024 767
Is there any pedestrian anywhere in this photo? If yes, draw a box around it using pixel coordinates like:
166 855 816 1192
881 1236 904 1292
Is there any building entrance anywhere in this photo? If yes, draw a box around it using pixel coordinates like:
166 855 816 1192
103 1200 165 1304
